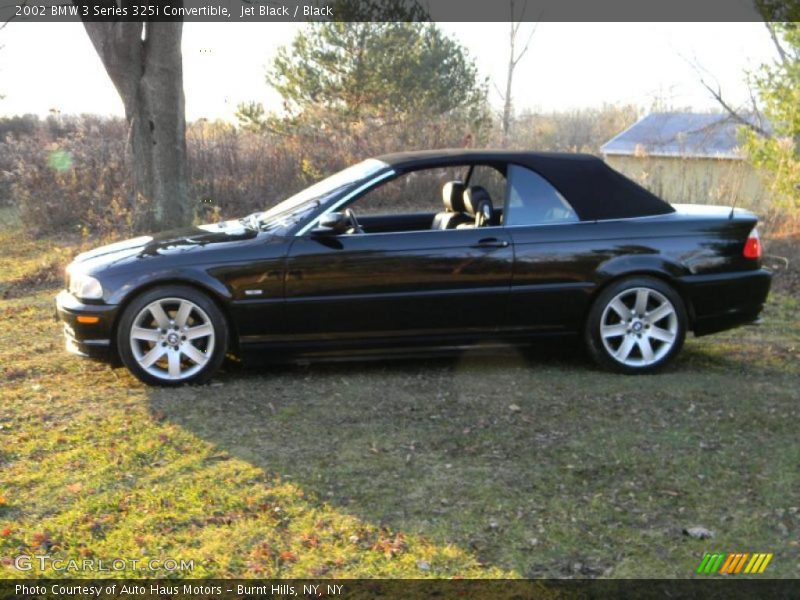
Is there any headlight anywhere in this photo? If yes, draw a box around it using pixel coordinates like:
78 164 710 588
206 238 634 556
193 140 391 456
66 264 103 300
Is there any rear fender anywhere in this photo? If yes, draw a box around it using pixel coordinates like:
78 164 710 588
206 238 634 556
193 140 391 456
595 254 689 282
591 254 696 326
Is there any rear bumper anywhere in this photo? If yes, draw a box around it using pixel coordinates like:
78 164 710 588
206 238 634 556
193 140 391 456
55 290 119 360
678 268 772 336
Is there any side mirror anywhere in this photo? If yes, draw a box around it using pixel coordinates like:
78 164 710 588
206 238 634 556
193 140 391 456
311 211 348 235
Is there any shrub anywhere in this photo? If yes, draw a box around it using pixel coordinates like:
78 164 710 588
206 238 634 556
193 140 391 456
4 116 131 236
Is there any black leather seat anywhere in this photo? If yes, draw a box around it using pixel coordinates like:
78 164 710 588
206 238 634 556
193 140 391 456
432 181 472 230
458 185 494 228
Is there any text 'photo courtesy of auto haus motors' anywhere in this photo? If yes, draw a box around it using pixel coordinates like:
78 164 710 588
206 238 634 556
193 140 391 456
55 150 772 386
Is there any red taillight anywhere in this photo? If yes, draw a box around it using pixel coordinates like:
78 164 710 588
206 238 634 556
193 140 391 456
743 228 762 259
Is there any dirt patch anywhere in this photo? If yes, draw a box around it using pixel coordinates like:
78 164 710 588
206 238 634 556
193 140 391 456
764 233 800 296
1 261 63 299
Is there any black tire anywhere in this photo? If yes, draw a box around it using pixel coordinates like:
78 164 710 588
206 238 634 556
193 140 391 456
585 276 687 374
116 285 228 386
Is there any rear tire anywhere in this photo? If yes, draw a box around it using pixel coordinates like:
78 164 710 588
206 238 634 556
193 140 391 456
585 276 686 374
117 285 228 386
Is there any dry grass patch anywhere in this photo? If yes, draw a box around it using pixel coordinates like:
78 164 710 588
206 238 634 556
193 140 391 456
1 225 798 579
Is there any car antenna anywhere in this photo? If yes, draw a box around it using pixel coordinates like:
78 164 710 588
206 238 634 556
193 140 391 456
729 195 738 219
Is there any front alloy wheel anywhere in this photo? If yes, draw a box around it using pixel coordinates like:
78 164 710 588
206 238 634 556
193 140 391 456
118 286 228 385
586 277 686 374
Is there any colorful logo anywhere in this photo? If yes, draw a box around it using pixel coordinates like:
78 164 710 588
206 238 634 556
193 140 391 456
696 553 773 575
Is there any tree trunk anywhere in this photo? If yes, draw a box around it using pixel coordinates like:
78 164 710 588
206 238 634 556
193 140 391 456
80 17 189 232
502 50 514 145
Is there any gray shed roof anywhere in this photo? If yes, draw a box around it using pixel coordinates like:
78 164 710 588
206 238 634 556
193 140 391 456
601 112 767 160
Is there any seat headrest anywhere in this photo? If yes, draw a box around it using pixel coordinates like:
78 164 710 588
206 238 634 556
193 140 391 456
442 181 466 212
463 185 493 217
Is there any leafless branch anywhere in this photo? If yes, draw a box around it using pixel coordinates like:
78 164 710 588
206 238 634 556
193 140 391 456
748 83 767 132
512 21 538 67
492 80 506 101
698 77 771 138
764 21 789 68
679 50 771 139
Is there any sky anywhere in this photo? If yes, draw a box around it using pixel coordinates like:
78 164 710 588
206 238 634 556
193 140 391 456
0 22 779 122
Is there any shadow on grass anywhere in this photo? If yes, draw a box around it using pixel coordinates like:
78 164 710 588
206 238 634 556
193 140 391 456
147 337 799 578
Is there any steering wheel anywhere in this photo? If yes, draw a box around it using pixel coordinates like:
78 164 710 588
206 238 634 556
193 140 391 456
344 208 364 234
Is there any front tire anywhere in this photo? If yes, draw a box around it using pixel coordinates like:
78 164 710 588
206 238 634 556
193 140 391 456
585 276 686 374
117 285 228 386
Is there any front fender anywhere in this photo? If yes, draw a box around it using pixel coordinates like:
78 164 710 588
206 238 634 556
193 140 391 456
104 266 233 306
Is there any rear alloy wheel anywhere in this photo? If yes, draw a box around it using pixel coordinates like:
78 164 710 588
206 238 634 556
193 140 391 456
585 277 686 374
117 286 228 386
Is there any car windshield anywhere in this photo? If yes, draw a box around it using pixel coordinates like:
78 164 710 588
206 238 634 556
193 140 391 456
242 158 389 233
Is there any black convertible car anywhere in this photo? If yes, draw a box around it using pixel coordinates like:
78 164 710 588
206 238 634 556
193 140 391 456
56 150 771 385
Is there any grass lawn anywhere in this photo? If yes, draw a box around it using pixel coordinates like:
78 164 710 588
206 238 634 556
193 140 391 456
1 221 798 579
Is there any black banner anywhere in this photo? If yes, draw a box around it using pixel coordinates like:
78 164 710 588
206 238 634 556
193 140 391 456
2 579 799 600
0 0 784 24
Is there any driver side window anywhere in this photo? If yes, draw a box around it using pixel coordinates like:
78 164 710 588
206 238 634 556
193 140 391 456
352 167 462 217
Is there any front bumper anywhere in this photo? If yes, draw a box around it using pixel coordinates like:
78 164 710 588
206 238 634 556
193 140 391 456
679 268 772 336
55 290 119 360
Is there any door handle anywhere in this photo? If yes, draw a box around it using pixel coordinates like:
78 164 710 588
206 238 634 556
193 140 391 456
471 238 509 249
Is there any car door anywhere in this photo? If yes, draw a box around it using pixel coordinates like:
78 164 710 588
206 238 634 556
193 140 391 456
278 226 513 342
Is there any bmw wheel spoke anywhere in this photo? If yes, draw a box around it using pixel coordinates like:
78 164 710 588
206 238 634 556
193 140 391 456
650 326 676 343
140 345 167 368
638 336 655 362
648 302 674 323
167 350 181 378
149 302 170 330
174 301 192 329
609 298 631 320
615 336 636 361
182 343 208 366
131 326 160 342
601 323 627 338
185 323 213 340
634 289 649 316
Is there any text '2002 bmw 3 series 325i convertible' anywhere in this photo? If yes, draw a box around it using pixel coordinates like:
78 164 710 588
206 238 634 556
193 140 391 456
56 150 772 385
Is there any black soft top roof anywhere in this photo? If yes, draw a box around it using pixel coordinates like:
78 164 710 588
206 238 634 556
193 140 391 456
375 149 674 221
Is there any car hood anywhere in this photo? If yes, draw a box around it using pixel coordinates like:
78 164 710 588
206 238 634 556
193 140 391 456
72 220 260 271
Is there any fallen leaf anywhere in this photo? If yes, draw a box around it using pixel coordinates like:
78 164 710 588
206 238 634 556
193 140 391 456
683 526 714 539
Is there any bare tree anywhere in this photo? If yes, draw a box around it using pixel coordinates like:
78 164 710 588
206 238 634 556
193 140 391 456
76 2 189 231
495 0 538 145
